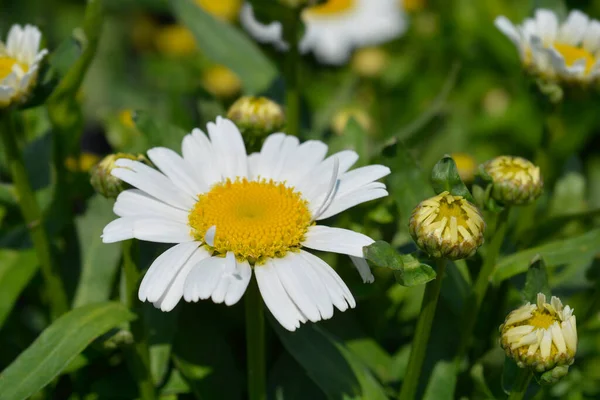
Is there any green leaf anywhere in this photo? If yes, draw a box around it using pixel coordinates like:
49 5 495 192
72 196 121 308
363 241 403 270
328 118 369 165
431 155 474 202
501 357 519 395
272 321 388 400
492 228 600 284
423 360 457 400
0 302 135 400
395 254 436 287
0 249 38 328
470 364 496 399
170 0 277 94
145 307 178 386
522 256 551 304
345 338 394 384
133 111 189 151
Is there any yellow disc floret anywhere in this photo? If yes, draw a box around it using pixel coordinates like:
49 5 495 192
0 56 27 80
553 43 596 75
305 0 355 17
188 179 312 264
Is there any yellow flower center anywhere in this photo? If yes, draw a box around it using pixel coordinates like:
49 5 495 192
528 310 556 330
0 56 27 80
552 43 596 74
188 179 312 264
305 0 356 17
195 0 242 22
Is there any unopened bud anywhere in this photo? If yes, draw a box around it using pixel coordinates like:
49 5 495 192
409 191 485 260
331 107 372 136
201 65 242 99
481 156 543 206
500 293 577 373
352 47 388 78
90 153 147 199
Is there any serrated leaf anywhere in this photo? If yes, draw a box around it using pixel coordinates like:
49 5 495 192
522 256 551 304
0 302 135 400
170 0 277 94
431 155 474 202
0 249 38 328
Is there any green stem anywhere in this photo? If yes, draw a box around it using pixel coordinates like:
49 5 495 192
122 241 155 400
284 9 301 138
508 368 533 400
398 258 447 400
245 275 266 400
0 109 69 320
455 207 511 364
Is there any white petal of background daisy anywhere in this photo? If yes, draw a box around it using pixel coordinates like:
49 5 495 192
240 0 406 65
102 116 390 331
0 24 48 107
495 9 600 83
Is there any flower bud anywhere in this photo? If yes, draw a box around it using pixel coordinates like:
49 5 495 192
352 47 388 78
227 96 285 140
201 65 242 99
409 191 485 260
481 156 543 206
90 153 147 199
331 107 372 136
500 293 577 372
451 152 476 184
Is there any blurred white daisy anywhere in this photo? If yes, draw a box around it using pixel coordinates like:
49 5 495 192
240 0 406 65
102 117 389 331
0 24 47 107
495 9 600 83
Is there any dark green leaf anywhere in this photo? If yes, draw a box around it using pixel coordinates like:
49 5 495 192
501 357 519 395
170 0 277 94
363 241 403 270
423 360 457 400
431 155 474 202
0 249 38 328
363 242 436 286
0 302 135 400
470 364 496 400
522 256 551 304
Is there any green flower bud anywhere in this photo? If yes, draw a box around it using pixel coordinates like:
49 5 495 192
90 153 147 199
500 293 577 373
227 96 285 150
481 156 543 206
409 191 485 260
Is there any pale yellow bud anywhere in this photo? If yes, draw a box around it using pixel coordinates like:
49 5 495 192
409 191 485 260
119 109 136 129
201 65 242 99
500 293 577 372
482 156 543 206
227 96 285 140
90 153 147 199
451 153 477 184
352 47 389 78
331 107 372 136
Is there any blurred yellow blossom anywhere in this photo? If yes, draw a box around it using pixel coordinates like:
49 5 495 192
331 107 372 136
155 25 197 57
65 152 101 173
196 0 242 22
352 47 389 78
201 65 242 98
451 153 477 184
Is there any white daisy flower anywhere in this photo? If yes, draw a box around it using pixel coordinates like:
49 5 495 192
101 117 390 331
495 9 600 84
240 0 406 65
0 24 48 107
500 293 577 372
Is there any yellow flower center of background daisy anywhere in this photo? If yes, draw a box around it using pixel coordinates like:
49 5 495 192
195 0 242 22
305 0 355 17
188 179 312 264
552 43 596 74
528 310 555 329
0 56 27 80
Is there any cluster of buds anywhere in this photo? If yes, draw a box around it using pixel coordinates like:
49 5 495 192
500 293 577 373
227 96 285 150
90 153 148 199
481 156 543 206
409 191 485 260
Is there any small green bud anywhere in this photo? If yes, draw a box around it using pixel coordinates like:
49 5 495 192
90 153 147 199
227 96 285 150
481 156 543 206
102 329 134 350
409 191 485 260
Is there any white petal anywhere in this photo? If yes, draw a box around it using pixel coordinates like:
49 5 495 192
505 325 535 341
335 165 390 198
111 159 195 210
310 156 339 219
101 217 193 244
224 259 252 306
181 129 222 187
152 246 212 311
279 140 329 187
561 316 577 353
211 252 237 304
239 3 289 50
550 322 567 354
558 10 589 45
114 189 189 222
583 20 600 52
139 242 199 303
303 225 374 258
206 117 248 180
537 293 546 309
147 147 207 197
204 225 216 247
540 329 552 359
535 9 559 45
183 256 228 302
350 256 374 283
255 259 305 331
254 133 286 180
495 16 525 59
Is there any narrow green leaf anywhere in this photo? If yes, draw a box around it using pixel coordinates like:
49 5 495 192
431 155 474 202
522 256 551 304
72 195 121 308
492 228 600 283
0 249 38 328
470 364 496 399
0 302 135 400
423 360 457 400
272 322 388 400
170 0 277 94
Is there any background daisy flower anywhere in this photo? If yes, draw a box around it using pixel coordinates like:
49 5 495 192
101 117 389 331
495 9 600 84
240 0 406 65
0 24 47 107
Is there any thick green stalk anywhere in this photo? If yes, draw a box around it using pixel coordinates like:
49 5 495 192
245 275 266 400
455 207 511 363
0 109 69 319
398 258 447 400
122 241 155 400
508 368 533 400
284 9 301 138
